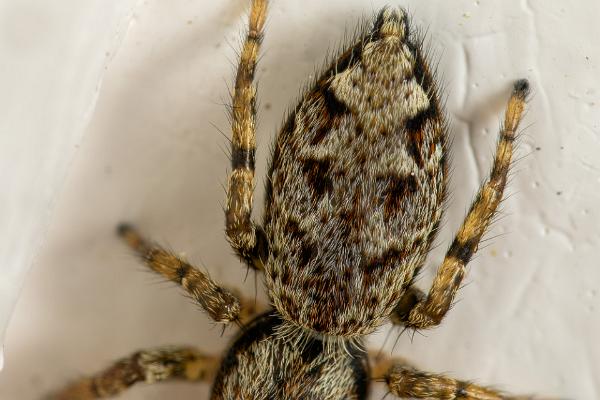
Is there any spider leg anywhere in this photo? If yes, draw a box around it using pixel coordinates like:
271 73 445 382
118 224 244 324
371 354 531 400
225 0 269 271
47 346 219 400
391 80 530 330
389 286 427 327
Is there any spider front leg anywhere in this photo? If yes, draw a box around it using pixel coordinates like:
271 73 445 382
47 346 219 400
118 224 245 324
225 0 269 271
392 80 530 330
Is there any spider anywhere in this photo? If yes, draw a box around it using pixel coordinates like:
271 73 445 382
50 1 533 399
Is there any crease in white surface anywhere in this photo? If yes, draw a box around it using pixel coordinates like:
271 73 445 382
0 0 141 371
459 42 483 186
521 0 554 152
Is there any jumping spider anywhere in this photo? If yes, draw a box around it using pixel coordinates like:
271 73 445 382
51 1 533 399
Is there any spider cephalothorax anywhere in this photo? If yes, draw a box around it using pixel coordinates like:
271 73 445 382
50 1 536 399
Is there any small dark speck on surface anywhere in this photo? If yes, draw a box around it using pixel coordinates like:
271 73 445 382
535 146 541 151
265 103 272 110
556 191 562 196
560 146 564 150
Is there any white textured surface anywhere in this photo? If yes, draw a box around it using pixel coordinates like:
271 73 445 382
1 0 599 399
0 0 138 374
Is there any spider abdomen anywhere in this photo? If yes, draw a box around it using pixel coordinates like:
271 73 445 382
211 314 369 399
263 8 447 337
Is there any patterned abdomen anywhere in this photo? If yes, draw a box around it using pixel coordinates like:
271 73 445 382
263 8 447 337
211 314 369 399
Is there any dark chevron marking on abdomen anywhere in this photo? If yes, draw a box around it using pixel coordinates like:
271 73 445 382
302 157 334 197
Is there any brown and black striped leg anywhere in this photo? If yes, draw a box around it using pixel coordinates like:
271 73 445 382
370 354 537 399
380 362 526 399
47 346 220 400
118 224 242 324
394 80 530 330
225 0 269 271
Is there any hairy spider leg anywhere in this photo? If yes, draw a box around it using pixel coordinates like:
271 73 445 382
225 0 270 271
391 80 530 330
47 347 219 400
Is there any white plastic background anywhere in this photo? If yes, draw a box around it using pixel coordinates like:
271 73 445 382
1 1 598 399
0 0 138 382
